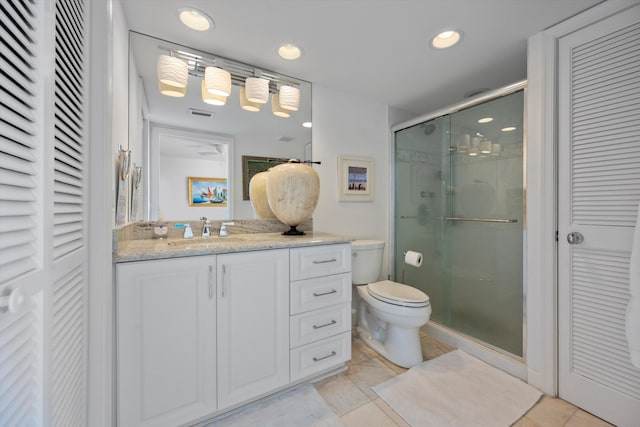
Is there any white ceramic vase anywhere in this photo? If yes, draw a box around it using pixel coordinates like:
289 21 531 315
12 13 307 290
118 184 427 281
266 162 320 235
249 171 276 219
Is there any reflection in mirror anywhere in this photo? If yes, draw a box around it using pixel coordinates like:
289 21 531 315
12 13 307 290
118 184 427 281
128 31 312 221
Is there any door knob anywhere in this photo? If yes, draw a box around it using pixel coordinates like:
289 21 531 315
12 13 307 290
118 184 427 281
567 232 584 245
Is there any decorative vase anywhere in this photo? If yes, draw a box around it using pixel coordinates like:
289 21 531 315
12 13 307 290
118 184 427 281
266 162 320 235
249 171 276 219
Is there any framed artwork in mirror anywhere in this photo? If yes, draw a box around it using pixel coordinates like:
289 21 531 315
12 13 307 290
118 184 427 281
188 177 228 207
338 155 374 201
241 155 286 200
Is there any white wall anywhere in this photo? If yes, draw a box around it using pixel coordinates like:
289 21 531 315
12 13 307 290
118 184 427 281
159 156 228 220
312 84 391 279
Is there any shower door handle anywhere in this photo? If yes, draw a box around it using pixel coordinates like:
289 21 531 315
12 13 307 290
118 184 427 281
567 232 584 245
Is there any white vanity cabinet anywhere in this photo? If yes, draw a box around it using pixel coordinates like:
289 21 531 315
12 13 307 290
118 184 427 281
116 242 350 426
216 249 290 410
289 244 352 381
116 256 217 427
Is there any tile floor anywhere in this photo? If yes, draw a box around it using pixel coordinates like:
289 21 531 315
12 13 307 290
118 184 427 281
313 329 614 427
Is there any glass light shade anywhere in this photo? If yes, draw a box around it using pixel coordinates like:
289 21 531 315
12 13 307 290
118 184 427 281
271 93 290 118
240 87 261 112
279 85 300 111
469 147 479 156
159 80 187 97
480 140 492 154
491 143 502 156
245 77 269 103
458 133 470 153
201 80 226 105
204 66 231 96
157 55 188 88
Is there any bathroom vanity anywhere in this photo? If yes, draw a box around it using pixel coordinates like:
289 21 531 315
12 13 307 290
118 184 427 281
114 233 351 427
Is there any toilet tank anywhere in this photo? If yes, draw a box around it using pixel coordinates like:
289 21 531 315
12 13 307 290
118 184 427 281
351 240 385 285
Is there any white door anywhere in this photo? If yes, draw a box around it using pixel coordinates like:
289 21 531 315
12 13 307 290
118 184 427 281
217 249 290 410
558 5 640 426
116 256 217 427
1 0 89 425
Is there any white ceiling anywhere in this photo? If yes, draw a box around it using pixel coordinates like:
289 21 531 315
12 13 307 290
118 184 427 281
121 0 602 117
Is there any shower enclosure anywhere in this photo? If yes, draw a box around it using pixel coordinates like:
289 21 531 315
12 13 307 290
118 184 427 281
393 82 525 357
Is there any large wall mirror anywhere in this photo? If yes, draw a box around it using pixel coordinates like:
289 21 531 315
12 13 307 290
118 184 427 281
128 31 312 221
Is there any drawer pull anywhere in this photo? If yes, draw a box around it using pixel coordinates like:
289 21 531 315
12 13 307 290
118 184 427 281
313 320 337 330
312 258 337 264
313 351 337 362
313 289 337 297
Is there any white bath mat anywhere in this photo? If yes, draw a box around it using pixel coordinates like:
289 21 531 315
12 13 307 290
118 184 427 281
373 349 542 427
206 383 343 427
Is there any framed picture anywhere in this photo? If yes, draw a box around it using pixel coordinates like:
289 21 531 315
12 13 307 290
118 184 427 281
338 155 374 201
188 177 228 207
241 155 287 200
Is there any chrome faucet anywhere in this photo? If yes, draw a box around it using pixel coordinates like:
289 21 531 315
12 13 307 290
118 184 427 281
201 217 211 238
219 221 234 237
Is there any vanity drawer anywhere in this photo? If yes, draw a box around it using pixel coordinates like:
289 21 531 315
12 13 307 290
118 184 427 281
290 243 351 281
290 332 351 382
291 303 350 348
290 273 351 315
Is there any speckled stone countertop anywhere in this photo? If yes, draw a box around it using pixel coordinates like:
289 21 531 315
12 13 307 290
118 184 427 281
113 232 353 263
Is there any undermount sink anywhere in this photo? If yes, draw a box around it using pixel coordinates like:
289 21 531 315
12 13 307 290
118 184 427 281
166 237 246 246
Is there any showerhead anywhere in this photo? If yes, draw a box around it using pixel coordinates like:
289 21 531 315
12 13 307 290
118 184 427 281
422 123 436 135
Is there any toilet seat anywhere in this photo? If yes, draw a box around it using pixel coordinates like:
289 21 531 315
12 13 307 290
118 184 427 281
367 280 430 308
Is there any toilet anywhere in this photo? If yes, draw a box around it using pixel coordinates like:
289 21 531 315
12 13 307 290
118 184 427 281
352 240 431 368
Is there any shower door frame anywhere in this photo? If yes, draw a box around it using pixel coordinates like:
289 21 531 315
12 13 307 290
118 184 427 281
389 80 528 379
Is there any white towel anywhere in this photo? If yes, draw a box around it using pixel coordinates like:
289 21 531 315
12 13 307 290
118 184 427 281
627 201 640 368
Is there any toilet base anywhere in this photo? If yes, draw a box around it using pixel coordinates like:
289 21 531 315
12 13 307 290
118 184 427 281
357 324 424 368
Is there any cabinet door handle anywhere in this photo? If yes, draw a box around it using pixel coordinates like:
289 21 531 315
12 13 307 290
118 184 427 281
221 265 227 297
312 258 337 264
208 265 214 299
313 320 337 330
313 289 337 297
313 351 337 362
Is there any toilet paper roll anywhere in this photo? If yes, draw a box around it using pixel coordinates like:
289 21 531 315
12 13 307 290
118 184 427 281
404 251 423 267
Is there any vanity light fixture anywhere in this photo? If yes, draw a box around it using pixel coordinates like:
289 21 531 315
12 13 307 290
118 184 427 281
159 80 187 97
278 43 302 60
240 87 261 112
178 8 213 31
501 126 517 132
431 30 462 49
279 85 300 111
157 55 188 88
478 117 494 123
245 76 270 104
205 66 231 97
201 80 226 106
271 93 291 118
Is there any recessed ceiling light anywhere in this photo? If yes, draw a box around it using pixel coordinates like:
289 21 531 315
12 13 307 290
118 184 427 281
501 126 517 132
478 117 493 123
178 8 213 31
302 122 312 128
278 43 303 60
431 30 461 49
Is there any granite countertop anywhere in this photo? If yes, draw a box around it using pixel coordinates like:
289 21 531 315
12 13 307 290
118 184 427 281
113 232 353 263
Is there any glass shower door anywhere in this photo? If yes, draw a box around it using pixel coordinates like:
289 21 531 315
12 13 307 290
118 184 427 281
394 90 525 357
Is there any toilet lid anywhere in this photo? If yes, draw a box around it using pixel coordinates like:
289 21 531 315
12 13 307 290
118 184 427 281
368 280 430 307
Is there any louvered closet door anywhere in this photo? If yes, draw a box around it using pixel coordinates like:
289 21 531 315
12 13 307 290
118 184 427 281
50 0 89 425
558 5 640 427
0 0 88 425
0 1 46 425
